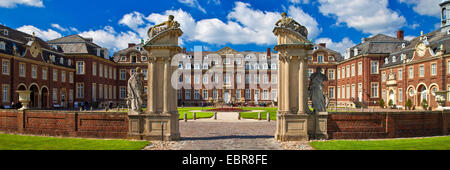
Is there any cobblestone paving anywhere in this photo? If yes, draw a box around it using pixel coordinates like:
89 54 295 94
144 121 313 150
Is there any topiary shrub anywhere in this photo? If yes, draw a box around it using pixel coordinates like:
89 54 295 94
421 99 428 110
379 99 385 108
388 99 393 107
406 99 412 110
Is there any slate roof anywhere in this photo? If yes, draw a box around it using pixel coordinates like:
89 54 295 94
0 24 72 68
346 34 407 60
312 44 344 62
48 34 110 60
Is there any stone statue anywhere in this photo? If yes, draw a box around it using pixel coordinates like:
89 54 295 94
309 67 328 113
148 15 181 38
127 67 145 114
275 12 308 38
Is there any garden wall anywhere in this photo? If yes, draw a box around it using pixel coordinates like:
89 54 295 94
328 111 450 139
0 110 128 139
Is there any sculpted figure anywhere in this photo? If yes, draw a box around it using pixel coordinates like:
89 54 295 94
275 12 308 38
309 67 328 113
148 15 180 38
127 67 145 114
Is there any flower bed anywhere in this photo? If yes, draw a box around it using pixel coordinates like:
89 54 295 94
207 108 247 112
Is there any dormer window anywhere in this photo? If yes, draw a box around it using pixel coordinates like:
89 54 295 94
68 59 72 66
3 30 8 36
263 63 268 70
96 48 101 57
271 63 277 70
0 41 5 50
51 55 56 63
392 56 397 62
202 64 209 70
60 57 64 64
353 48 359 56
141 56 147 61
400 54 405 61
385 58 389 64
328 56 334 62
313 46 318 50
121 56 126 61
424 36 428 41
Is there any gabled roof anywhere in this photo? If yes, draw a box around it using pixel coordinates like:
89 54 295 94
48 34 109 59
346 34 407 60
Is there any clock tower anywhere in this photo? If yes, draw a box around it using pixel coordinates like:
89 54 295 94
440 0 450 33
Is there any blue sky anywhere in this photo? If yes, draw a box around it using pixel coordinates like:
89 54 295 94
0 0 443 55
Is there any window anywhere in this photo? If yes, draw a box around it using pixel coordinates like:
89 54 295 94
92 83 97 101
342 67 345 79
99 84 103 99
0 42 5 50
346 65 350 78
272 90 277 101
225 75 231 85
245 75 250 84
194 64 200 70
69 90 73 102
342 85 345 99
271 63 277 70
203 90 208 100
263 90 269 100
194 90 200 100
382 90 386 101
351 84 356 99
329 56 334 62
318 55 324 63
448 60 450 74
114 68 117 80
61 71 66 83
92 62 97 76
177 90 181 100
42 68 47 80
328 70 335 80
53 69 58 81
431 63 437 76
337 69 341 79
185 75 191 84
409 67 414 79
76 83 84 99
399 88 403 102
346 85 350 99
109 85 112 99
141 56 147 61
371 83 379 98
329 87 335 99
97 49 101 57
254 75 260 84
2 85 9 102
69 72 73 83
236 74 241 84
213 90 218 99
185 90 191 100
371 61 379 74
398 69 403 81
143 69 148 80
114 86 117 99
272 75 277 84
120 87 126 99
351 64 355 77
245 89 251 99
203 75 209 84
382 72 386 82
99 64 103 77
120 69 126 80
76 61 84 75
236 90 241 100
105 66 108 79
419 65 425 77
255 90 260 100
104 85 108 99
53 88 58 103
19 63 26 77
358 62 363 75
2 60 9 75
263 74 269 84
337 87 341 99
194 75 200 84
121 56 126 61
308 69 314 79
31 65 37 79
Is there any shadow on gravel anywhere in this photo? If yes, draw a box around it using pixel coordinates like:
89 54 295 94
181 135 274 141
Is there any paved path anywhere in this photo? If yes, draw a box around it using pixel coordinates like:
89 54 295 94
143 112 312 150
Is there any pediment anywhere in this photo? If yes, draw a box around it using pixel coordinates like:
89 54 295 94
411 41 434 61
216 47 238 55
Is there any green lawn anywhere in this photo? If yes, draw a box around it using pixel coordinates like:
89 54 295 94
310 136 450 150
177 107 215 120
240 107 278 120
0 133 149 150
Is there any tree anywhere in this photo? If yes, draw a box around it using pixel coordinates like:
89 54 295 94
388 99 394 107
421 99 428 110
379 99 385 108
406 99 412 110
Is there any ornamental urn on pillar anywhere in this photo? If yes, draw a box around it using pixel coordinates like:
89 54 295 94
16 90 31 110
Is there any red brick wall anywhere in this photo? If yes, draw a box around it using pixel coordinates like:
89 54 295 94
0 110 128 139
328 111 449 139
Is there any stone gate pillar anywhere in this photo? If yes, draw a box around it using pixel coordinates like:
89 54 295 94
273 19 314 141
128 21 183 141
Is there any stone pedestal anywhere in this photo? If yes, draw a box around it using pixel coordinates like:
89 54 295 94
128 114 180 141
312 112 329 140
275 113 310 141
128 27 183 141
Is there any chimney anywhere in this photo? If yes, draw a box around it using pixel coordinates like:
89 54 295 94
85 38 93 43
319 43 326 48
397 30 404 40
128 43 136 48
267 48 271 58
182 48 187 53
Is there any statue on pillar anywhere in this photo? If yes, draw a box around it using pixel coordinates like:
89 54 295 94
148 15 181 38
127 67 145 114
309 67 328 113
275 12 308 38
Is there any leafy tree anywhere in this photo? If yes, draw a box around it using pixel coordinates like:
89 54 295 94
406 99 412 110
379 99 385 108
388 99 394 107
421 99 428 110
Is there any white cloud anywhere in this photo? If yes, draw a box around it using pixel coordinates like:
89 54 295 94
404 35 416 41
315 37 356 55
399 0 441 17
178 0 206 13
287 5 321 39
318 0 406 35
0 0 44 8
289 0 310 4
79 26 141 52
118 11 146 31
17 25 62 41
51 24 68 32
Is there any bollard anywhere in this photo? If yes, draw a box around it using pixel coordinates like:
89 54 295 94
214 112 217 120
193 112 196 120
184 113 187 122
258 112 262 120
267 112 270 122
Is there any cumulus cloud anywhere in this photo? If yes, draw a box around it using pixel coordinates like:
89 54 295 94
289 0 310 4
17 25 62 41
399 0 441 18
51 24 68 32
318 0 406 35
178 0 206 13
315 37 356 55
79 26 141 52
118 11 146 31
0 0 44 8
